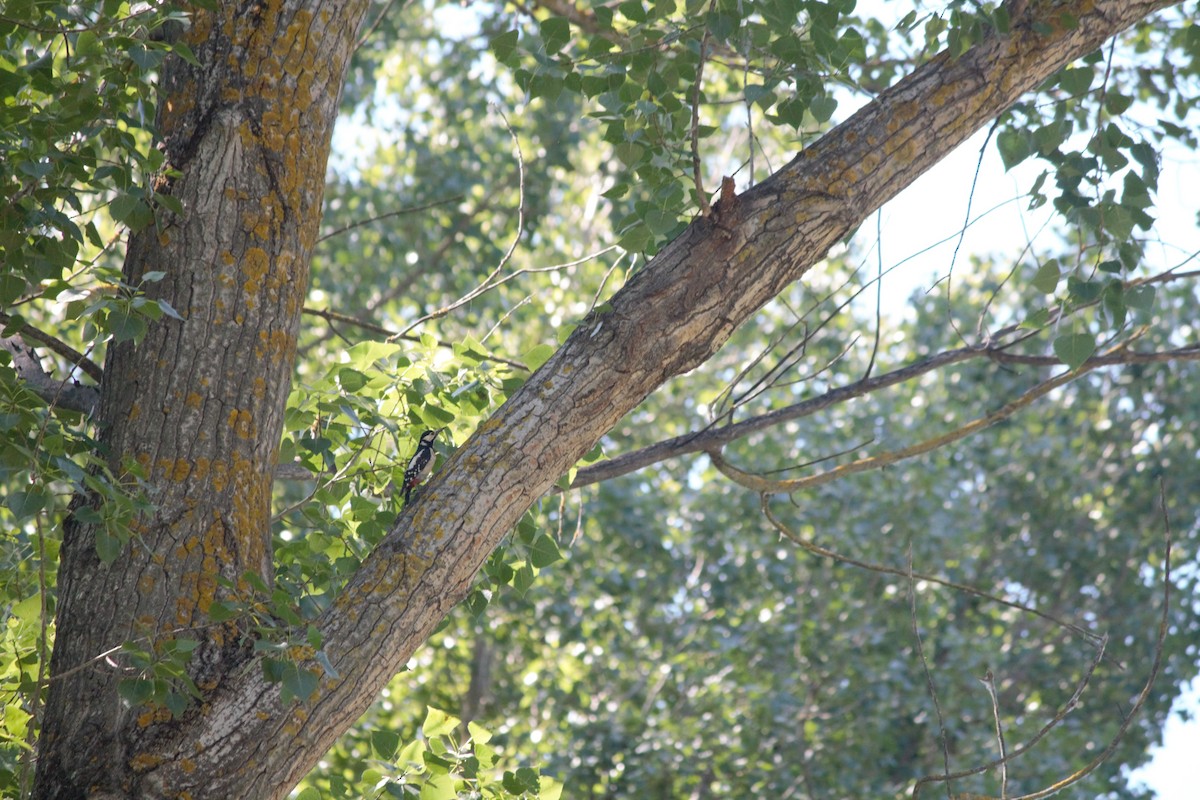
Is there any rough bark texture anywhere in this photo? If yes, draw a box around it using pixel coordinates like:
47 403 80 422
34 2 367 797
34 1 1174 798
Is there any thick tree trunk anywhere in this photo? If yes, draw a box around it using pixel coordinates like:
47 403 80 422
34 2 367 798
34 1 1174 798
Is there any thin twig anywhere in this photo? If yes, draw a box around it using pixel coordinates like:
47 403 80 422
761 500 1101 644
980 669 1008 799
572 341 1200 489
907 546 954 799
316 194 463 243
708 356 1103 495
865 208 884 379
393 105 526 340
911 633 1108 797
301 306 530 372
1005 482 1172 800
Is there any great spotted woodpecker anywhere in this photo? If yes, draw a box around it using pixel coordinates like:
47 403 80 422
402 428 442 506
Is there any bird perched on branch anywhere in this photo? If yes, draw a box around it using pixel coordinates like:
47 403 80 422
402 428 442 506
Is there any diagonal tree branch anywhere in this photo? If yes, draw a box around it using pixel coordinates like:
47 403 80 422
127 1 1180 795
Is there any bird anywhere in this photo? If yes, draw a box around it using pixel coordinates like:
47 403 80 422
402 428 442 506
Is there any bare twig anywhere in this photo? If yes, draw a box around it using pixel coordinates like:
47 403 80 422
691 2 716 217
1006 483 1172 800
301 306 530 372
761 499 1100 647
911 633 1108 797
908 546 954 799
316 194 463 243
980 670 1008 799
393 105 527 340
913 481 1173 799
573 341 1200 489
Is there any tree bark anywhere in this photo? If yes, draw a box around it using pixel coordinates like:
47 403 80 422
34 2 367 797
33 0 1175 798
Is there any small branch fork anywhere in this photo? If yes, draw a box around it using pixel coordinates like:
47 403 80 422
572 339 1200 491
908 480 1174 800
764 481 1173 800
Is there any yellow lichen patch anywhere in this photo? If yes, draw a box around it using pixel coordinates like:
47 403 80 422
252 376 267 400
170 459 192 482
129 402 141 421
210 460 228 492
193 457 210 482
287 644 315 661
135 704 171 728
257 330 295 364
242 247 269 294
129 752 163 770
227 408 254 440
137 573 156 594
180 758 196 774
185 392 203 409
221 250 235 266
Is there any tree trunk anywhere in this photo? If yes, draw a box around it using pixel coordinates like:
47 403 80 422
34 2 367 797
33 0 1174 797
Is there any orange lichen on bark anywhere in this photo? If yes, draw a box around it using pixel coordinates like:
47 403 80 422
257 329 295 364
227 408 255 440
242 247 269 293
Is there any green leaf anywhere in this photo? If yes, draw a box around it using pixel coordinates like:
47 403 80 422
0 274 28 306
169 40 200 66
540 775 564 800
208 600 239 622
1053 333 1095 371
529 534 563 569
522 343 556 371
997 129 1030 170
6 488 48 521
1066 276 1103 303
280 664 319 705
809 95 837 123
614 141 644 166
337 368 368 393
1058 66 1093 96
372 729 401 759
467 720 493 744
422 706 460 737
512 563 535 596
1031 260 1060 294
489 30 519 64
117 678 155 706
539 17 571 53
419 774 457 800
1126 284 1155 313
642 208 677 235
95 528 125 563
618 0 647 23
